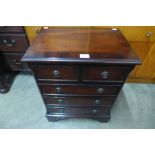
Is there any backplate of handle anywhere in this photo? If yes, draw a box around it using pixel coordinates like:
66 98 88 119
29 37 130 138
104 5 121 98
55 87 62 93
96 88 104 94
2 39 16 47
52 70 61 78
100 71 109 79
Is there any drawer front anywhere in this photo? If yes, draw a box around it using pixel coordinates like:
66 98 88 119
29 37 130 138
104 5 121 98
39 84 122 96
0 53 28 70
93 26 155 42
32 65 79 81
0 34 29 52
47 106 110 115
44 96 115 106
0 26 24 33
82 66 131 82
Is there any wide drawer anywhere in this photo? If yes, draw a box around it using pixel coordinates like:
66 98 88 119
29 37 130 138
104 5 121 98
46 106 110 115
82 66 131 82
44 96 115 106
0 34 29 52
39 84 122 96
0 26 24 33
31 65 79 81
0 53 28 70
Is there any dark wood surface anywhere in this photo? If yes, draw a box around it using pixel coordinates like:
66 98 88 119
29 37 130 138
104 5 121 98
0 70 19 93
0 26 29 94
44 96 116 107
39 83 122 96
1 53 28 70
47 106 110 115
0 26 24 33
0 34 29 52
22 28 141 65
31 64 79 81
22 27 141 122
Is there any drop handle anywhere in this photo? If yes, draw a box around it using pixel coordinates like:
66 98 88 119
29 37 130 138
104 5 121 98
13 59 21 65
96 88 104 94
95 99 100 105
92 109 97 113
55 87 62 93
59 108 64 113
2 39 16 47
57 99 64 103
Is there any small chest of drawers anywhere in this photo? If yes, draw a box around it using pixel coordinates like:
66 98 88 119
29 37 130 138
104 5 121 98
0 26 29 71
22 28 141 122
0 26 29 93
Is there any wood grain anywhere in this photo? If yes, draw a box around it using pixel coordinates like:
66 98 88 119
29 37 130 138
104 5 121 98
22 28 140 65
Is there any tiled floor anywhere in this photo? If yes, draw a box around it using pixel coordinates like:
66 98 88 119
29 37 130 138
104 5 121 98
0 72 155 128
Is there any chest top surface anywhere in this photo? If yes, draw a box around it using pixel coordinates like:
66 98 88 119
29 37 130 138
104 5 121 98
22 28 141 64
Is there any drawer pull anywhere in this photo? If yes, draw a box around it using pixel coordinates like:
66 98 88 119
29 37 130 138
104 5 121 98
146 32 153 38
92 109 97 113
13 59 21 65
57 99 64 103
96 88 104 94
59 108 64 113
2 39 16 47
100 71 109 79
55 87 62 93
52 70 61 78
95 99 100 104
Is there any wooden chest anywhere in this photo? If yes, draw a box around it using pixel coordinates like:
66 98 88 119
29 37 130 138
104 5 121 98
0 26 29 93
22 28 141 122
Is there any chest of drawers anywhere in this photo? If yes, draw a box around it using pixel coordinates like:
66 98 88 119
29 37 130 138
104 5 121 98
0 26 29 93
22 28 141 122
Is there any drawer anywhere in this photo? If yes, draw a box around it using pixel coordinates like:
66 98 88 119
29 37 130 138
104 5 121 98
46 106 110 116
0 26 24 33
44 96 115 106
82 66 131 82
31 65 79 81
93 26 155 42
39 84 122 96
0 53 28 70
0 34 29 52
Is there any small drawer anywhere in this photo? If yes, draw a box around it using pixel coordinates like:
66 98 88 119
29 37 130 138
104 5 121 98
44 96 115 106
0 53 28 70
39 84 122 96
82 66 131 82
0 34 29 52
46 106 110 116
31 65 79 81
0 26 24 33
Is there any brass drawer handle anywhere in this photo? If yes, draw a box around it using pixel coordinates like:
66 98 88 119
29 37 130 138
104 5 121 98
96 88 104 94
95 99 100 104
13 59 21 65
146 32 153 38
52 70 61 78
57 99 64 103
59 108 64 113
2 39 16 47
100 71 109 79
55 87 62 93
92 109 97 113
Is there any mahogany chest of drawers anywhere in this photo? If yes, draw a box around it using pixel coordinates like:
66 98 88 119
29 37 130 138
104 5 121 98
0 26 29 93
22 28 141 122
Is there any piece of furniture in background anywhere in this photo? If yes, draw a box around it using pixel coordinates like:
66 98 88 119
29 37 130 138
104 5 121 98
25 26 155 83
22 28 140 122
0 26 29 93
